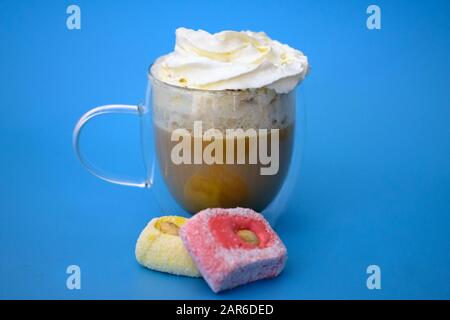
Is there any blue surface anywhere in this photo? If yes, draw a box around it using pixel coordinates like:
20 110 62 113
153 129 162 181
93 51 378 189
1 0 449 299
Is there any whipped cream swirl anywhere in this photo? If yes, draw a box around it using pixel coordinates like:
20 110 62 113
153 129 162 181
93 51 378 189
151 28 309 94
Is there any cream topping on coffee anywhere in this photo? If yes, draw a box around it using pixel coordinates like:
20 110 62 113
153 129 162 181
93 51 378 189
151 28 309 94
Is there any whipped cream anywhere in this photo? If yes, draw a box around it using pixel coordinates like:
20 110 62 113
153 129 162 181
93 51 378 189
151 28 309 94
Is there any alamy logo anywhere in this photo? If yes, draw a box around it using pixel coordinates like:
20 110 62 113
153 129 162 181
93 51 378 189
66 5 81 30
171 121 280 175
366 5 381 30
366 265 381 290
66 265 81 290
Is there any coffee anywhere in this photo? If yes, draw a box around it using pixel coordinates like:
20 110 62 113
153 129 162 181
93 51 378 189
155 122 294 213
152 78 296 214
149 27 308 214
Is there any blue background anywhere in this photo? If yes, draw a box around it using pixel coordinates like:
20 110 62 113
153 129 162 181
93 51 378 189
0 0 449 299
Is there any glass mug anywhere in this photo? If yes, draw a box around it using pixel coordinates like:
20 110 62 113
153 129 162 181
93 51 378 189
73 69 305 225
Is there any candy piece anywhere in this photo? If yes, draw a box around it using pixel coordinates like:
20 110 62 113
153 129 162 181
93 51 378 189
135 216 201 277
179 208 287 292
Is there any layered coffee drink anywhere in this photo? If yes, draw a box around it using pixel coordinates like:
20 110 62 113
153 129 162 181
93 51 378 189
150 28 308 214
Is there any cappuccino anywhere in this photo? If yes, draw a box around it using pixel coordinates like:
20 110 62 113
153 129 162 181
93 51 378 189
149 28 308 214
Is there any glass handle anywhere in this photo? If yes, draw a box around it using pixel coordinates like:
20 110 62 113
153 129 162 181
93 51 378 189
73 104 150 188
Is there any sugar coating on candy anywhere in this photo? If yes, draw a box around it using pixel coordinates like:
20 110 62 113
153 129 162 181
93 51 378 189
179 208 287 292
135 216 201 277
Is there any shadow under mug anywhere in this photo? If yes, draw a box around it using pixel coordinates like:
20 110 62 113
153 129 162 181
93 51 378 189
73 72 305 225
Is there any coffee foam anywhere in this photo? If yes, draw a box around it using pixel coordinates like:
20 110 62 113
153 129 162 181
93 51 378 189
151 28 309 94
151 78 295 133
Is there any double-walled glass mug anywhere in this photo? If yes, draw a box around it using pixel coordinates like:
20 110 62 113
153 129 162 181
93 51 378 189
73 69 305 225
